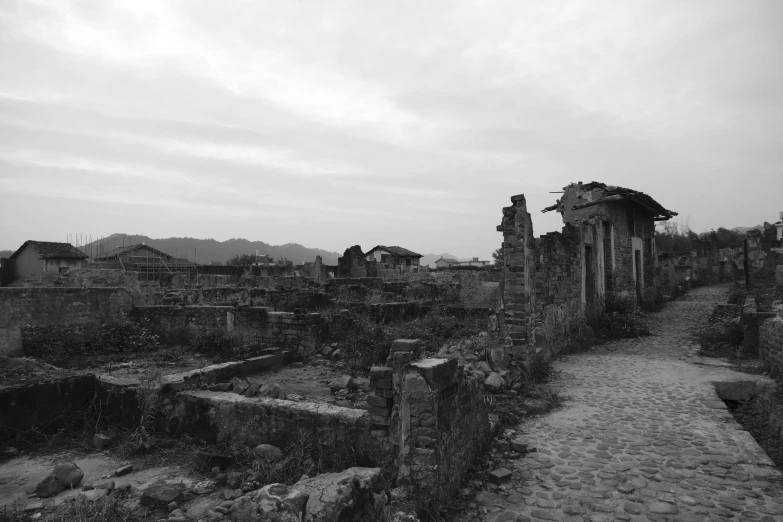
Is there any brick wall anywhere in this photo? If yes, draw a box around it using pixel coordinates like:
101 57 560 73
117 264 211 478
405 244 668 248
760 318 783 378
132 305 321 356
533 228 586 359
385 340 490 502
0 287 133 356
496 194 536 361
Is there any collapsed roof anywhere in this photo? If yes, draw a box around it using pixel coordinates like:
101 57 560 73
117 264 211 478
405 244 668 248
542 182 678 221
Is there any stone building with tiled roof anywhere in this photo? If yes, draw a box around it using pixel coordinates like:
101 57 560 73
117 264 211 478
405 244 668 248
365 245 422 270
9 240 88 281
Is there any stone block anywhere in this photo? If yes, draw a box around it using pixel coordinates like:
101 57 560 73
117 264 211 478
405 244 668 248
488 468 512 484
391 339 423 352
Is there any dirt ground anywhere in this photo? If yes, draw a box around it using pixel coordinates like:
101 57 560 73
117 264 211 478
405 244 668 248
242 359 368 403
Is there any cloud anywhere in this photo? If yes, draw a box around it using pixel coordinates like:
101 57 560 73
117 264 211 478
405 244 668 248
0 0 781 256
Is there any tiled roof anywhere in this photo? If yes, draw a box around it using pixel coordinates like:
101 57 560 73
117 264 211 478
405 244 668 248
366 245 423 258
10 241 88 260
94 244 173 260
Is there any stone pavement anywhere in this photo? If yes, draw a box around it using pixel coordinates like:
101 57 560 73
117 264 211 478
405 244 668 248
457 284 783 522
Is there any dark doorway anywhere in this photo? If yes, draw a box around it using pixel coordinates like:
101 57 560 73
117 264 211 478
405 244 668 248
719 261 726 283
585 245 595 319
634 250 642 306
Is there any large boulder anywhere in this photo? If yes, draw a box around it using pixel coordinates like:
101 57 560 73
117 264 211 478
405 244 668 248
53 461 84 488
294 467 380 522
35 475 65 498
252 483 309 519
253 444 284 462
484 372 506 390
140 483 185 509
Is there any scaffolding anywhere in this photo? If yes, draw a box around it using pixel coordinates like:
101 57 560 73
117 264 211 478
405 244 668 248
89 245 200 282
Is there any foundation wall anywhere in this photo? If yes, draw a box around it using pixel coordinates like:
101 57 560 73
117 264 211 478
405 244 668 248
0 287 133 356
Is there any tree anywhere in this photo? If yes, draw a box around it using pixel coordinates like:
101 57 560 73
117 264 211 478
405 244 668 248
277 257 294 268
492 247 505 266
227 253 256 266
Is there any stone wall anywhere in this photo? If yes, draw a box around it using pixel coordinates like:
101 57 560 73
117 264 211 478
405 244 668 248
337 246 372 278
533 228 585 360
0 287 133 356
132 305 321 356
0 375 98 438
385 340 490 502
760 318 783 378
496 195 537 360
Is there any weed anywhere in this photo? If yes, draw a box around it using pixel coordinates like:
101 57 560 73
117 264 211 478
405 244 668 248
593 312 651 339
695 320 744 358
38 491 146 522
524 352 553 384
0 498 25 522
121 373 162 455
641 287 666 313
22 320 159 367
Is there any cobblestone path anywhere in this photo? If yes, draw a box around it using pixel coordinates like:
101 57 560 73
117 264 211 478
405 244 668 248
458 284 783 522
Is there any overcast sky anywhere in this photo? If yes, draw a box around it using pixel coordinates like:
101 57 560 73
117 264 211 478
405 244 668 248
1 0 781 259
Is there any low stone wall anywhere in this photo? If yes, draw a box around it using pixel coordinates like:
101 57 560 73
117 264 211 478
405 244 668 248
386 340 490 502
0 375 97 438
760 317 783 378
168 390 384 462
0 287 133 356
132 306 321 356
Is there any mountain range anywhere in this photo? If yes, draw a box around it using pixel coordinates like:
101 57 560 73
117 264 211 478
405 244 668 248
78 234 342 265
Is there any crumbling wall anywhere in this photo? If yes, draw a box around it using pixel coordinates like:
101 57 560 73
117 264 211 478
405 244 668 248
496 194 536 361
338 246 371 278
386 340 490 502
533 228 586 359
760 318 783 378
0 375 98 438
132 306 320 356
0 287 133 356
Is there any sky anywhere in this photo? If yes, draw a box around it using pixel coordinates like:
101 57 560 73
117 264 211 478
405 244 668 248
1 0 782 259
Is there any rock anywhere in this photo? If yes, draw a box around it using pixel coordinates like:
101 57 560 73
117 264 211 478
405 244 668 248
140 484 184 509
53 462 83 488
258 383 284 399
510 441 528 453
253 444 284 462
114 464 133 476
229 496 259 521
328 375 355 392
713 380 757 401
167 501 178 511
353 377 371 391
0 447 19 459
79 489 108 502
209 383 233 392
488 468 512 484
475 361 493 375
93 433 112 450
223 488 243 500
35 475 64 498
488 346 508 370
82 482 95 491
24 502 43 512
227 472 243 489
243 380 263 397
95 480 115 492
231 378 250 395
294 467 380 522
252 483 309 520
484 372 506 390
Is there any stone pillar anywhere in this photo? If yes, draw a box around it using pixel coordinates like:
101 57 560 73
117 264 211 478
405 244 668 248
496 194 536 364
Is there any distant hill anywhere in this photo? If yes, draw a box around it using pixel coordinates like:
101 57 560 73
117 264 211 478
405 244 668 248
0 250 13 259
421 253 459 268
80 234 341 265
731 225 763 234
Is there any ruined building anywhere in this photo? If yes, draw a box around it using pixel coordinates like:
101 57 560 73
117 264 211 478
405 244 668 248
498 182 677 364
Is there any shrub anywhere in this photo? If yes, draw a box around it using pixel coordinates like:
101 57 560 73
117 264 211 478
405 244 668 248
604 292 636 315
22 320 160 366
641 287 666 313
727 284 747 305
594 312 651 339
